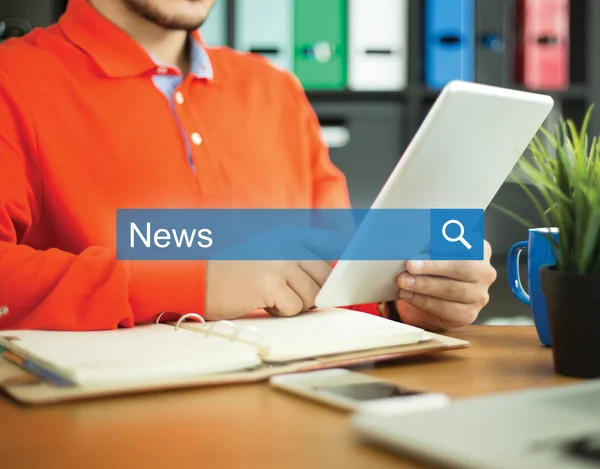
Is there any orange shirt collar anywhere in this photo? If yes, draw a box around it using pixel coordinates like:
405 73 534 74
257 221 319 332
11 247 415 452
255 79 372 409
59 0 212 79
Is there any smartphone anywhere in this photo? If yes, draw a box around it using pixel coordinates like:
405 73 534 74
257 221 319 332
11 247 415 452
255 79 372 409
270 369 449 415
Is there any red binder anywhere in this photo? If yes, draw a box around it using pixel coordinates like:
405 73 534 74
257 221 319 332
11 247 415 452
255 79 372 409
516 0 570 90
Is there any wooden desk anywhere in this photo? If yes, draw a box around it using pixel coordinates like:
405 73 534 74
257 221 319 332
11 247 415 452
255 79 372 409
0 326 580 469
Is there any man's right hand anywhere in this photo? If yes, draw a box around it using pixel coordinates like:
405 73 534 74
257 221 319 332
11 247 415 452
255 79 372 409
205 260 333 320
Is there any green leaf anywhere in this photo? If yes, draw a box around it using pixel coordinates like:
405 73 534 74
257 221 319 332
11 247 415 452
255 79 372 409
580 206 600 274
494 104 600 275
539 125 558 148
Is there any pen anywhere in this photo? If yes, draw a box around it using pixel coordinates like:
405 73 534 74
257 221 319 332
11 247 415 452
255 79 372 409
0 348 74 387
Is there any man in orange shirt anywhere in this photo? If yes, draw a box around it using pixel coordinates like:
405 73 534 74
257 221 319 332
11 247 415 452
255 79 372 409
0 0 496 331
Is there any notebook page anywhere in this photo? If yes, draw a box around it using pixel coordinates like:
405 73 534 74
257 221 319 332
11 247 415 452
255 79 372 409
226 308 428 362
0 324 262 386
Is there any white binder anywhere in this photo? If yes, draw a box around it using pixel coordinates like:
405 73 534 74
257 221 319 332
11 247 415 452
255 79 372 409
348 0 409 91
234 0 294 71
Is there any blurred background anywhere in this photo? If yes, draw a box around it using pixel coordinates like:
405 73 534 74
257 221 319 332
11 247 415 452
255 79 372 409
2 0 598 324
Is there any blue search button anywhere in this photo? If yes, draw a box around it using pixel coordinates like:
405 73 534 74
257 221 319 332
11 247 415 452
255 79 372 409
430 209 484 260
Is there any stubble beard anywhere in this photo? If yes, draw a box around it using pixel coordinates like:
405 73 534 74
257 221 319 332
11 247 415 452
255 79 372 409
122 0 207 31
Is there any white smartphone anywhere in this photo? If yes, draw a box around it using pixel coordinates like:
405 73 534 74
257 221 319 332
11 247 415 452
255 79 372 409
270 368 449 416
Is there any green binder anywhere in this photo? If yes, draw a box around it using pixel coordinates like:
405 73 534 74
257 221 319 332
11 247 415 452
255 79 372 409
294 0 347 90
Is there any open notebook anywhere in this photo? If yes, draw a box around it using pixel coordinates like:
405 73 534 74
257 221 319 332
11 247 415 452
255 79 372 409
0 308 468 405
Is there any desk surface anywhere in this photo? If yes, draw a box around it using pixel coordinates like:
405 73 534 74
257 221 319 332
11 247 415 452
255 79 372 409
0 326 579 469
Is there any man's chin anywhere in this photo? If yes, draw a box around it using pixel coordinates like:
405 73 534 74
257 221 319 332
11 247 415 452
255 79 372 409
161 21 205 31
149 14 206 31
122 0 209 31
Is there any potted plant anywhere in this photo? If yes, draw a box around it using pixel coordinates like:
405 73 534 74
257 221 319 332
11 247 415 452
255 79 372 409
495 105 600 378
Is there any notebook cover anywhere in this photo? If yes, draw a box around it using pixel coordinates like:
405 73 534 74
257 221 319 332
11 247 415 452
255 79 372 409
0 333 468 405
0 356 37 386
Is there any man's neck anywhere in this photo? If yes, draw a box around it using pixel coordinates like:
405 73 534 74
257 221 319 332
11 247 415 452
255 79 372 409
89 0 190 74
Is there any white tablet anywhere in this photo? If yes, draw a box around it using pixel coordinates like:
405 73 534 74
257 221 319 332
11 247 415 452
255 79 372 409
314 80 554 309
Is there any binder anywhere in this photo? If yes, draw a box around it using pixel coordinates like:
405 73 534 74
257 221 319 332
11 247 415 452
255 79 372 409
348 0 408 91
474 0 508 86
0 309 468 405
0 0 64 28
516 0 570 90
234 0 294 71
0 18 31 41
199 0 228 47
294 0 347 89
424 0 475 89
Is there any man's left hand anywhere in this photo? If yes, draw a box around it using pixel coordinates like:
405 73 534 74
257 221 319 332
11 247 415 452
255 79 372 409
395 240 496 331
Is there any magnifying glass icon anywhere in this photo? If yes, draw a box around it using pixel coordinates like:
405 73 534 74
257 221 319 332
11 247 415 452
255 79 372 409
442 220 472 250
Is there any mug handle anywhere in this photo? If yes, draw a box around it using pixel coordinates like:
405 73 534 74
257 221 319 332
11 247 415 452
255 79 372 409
507 241 531 306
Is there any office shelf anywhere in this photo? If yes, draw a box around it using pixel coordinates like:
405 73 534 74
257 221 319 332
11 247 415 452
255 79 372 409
6 0 599 256
307 90 408 102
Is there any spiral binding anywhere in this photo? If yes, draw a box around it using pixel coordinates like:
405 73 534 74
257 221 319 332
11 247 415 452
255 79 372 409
155 312 265 346
155 312 206 330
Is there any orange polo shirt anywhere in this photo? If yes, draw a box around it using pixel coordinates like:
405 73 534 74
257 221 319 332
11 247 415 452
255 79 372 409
0 0 380 330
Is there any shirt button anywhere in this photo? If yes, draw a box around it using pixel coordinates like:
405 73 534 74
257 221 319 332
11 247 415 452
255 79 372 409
175 92 184 105
157 66 169 75
191 132 202 145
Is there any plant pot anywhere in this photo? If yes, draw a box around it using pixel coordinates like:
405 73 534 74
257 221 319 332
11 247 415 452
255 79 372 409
540 265 600 378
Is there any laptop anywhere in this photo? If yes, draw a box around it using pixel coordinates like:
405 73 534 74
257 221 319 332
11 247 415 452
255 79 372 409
352 380 600 469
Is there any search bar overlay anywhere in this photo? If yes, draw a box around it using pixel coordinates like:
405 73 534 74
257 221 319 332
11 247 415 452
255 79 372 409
430 209 484 260
116 209 484 261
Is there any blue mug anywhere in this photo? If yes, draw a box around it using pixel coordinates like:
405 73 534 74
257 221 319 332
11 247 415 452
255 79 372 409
507 228 559 346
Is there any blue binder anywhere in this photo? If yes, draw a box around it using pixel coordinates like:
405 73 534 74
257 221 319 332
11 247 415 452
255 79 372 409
199 0 227 46
424 0 474 89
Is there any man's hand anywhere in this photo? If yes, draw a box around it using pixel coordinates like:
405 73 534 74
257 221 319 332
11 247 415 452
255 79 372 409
395 240 496 330
205 260 332 320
